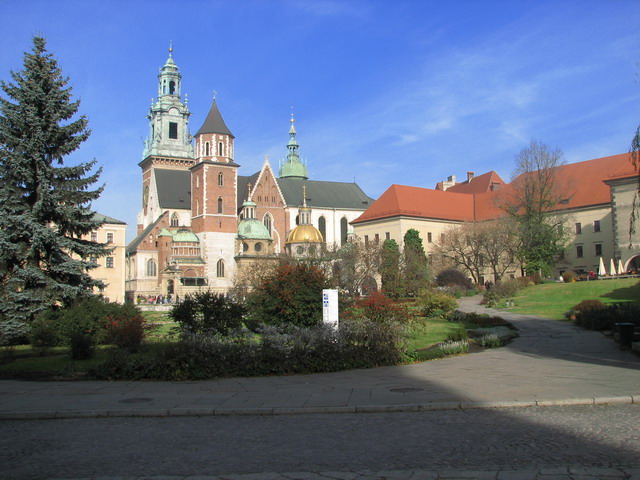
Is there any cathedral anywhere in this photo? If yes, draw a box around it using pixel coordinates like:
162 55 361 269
125 48 374 301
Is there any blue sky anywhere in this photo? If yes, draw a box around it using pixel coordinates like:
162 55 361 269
1 0 639 241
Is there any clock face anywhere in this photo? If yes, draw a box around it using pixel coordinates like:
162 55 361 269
143 185 149 208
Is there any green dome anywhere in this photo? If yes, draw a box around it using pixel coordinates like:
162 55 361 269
238 219 272 240
173 230 199 242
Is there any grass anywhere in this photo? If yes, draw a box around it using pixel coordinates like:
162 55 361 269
405 317 464 352
501 278 640 320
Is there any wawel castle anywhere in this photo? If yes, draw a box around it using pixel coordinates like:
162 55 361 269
95 48 639 302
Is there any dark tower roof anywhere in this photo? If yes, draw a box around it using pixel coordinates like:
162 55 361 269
195 99 234 137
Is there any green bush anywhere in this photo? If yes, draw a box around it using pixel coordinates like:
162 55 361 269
92 320 408 380
446 329 468 342
415 289 458 318
170 291 245 336
479 334 503 348
569 301 639 331
69 331 94 360
561 271 577 283
29 315 63 356
245 263 329 330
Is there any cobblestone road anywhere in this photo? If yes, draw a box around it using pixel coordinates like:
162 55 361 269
2 404 639 479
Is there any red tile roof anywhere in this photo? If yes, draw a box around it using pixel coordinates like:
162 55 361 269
352 153 636 225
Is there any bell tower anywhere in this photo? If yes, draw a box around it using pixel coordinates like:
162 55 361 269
142 44 194 162
190 95 239 292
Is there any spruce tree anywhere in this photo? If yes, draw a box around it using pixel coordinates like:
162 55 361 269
0 36 108 327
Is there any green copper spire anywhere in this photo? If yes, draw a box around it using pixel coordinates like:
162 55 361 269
279 112 308 179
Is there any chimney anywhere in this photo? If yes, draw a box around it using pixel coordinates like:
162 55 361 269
447 174 456 183
467 171 474 182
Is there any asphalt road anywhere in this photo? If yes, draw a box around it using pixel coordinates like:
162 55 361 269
3 404 640 479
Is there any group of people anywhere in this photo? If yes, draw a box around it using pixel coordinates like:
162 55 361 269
135 294 179 305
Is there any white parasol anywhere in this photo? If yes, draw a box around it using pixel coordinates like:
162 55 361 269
598 257 606 276
618 259 625 275
609 258 617 276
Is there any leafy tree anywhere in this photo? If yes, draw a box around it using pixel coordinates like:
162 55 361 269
402 229 430 296
245 263 329 329
499 140 568 275
170 291 245 336
379 239 403 298
0 37 107 326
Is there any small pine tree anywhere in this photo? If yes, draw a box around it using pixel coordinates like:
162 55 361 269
379 239 402 298
0 37 108 325
403 229 430 296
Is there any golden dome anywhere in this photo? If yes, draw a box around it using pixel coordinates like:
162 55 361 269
286 224 324 244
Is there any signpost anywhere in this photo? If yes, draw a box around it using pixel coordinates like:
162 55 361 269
322 289 339 330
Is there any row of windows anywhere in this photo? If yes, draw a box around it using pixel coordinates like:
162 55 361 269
364 231 445 245
90 232 114 243
203 141 225 157
576 244 603 258
195 172 225 189
90 257 114 268
145 258 226 278
575 221 601 234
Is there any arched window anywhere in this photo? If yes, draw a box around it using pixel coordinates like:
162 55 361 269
340 217 348 245
218 142 223 156
217 197 223 214
263 214 272 235
169 80 176 94
170 212 179 227
318 216 326 242
146 259 157 277
218 172 224 186
216 259 225 277
205 142 210 156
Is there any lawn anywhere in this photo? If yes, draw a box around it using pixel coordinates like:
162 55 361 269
501 278 640 320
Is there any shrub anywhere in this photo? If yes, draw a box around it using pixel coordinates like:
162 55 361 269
0 319 29 359
170 291 245 336
492 279 521 299
569 301 639 331
105 314 147 352
92 320 408 380
342 291 411 324
478 334 502 348
561 271 577 283
415 289 458 318
435 340 469 356
245 263 329 329
56 296 126 346
69 331 94 360
29 314 63 356
446 329 468 342
436 269 473 289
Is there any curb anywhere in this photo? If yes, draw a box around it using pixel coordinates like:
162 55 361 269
1 395 637 420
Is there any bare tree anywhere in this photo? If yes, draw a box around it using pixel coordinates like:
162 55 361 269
629 125 640 242
498 140 569 275
435 219 519 285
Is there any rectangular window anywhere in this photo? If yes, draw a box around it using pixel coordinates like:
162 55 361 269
440 233 445 243
90 232 97 242
576 245 583 258
595 244 602 256
594 220 601 233
106 232 114 244
427 232 432 243
374 233 379 243
106 257 114 268
90 257 98 265
575 223 582 234
169 122 178 139
364 235 369 245
385 232 390 240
